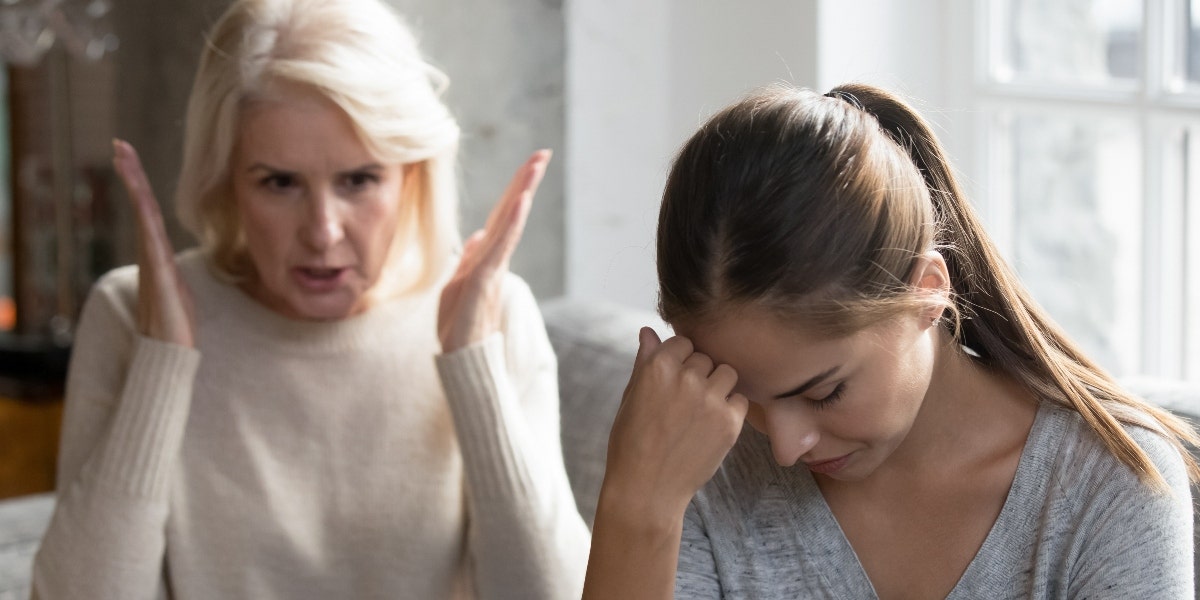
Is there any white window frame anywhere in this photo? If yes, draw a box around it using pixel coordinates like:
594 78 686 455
955 0 1200 381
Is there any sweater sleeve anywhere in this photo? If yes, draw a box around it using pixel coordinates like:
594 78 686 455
434 275 590 600
1066 427 1194 599
31 270 201 600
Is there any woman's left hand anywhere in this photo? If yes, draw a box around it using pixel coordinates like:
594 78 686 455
438 150 550 353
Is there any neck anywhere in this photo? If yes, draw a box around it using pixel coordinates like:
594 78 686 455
878 328 1038 478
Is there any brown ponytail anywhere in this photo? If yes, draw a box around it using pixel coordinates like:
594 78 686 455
830 83 1200 489
657 82 1199 489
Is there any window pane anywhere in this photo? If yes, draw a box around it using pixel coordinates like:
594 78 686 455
1006 113 1142 375
1189 0 1200 84
992 0 1142 85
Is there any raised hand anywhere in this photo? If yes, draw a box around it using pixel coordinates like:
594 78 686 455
112 139 195 348
437 150 549 353
581 328 749 600
600 328 749 522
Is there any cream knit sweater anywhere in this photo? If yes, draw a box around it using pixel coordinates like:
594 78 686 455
31 248 591 599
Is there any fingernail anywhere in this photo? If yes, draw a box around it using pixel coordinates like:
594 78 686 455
530 149 551 166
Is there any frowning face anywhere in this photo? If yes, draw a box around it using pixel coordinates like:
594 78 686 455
231 86 408 321
675 305 939 482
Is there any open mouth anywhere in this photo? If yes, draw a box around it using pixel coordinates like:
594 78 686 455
292 266 348 291
298 267 343 280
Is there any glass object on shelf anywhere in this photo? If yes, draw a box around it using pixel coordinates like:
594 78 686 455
0 68 9 333
5 56 119 341
0 0 119 343
0 0 55 66
0 0 116 67
991 0 1142 85
1000 111 1142 376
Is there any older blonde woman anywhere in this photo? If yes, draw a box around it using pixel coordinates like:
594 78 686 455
31 0 589 598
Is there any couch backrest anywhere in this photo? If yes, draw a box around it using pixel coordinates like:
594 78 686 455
1122 376 1200 593
542 299 657 526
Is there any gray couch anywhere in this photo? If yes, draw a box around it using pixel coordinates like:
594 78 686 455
1 299 1198 598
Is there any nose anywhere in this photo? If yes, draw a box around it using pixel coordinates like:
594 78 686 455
762 404 820 467
300 189 345 251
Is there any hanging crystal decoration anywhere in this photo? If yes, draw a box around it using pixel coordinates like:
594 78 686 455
0 0 117 67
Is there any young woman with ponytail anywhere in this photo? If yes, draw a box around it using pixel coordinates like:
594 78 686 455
582 83 1198 599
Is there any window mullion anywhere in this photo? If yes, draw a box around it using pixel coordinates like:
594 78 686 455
1146 0 1169 99
1144 119 1186 378
1187 129 1200 380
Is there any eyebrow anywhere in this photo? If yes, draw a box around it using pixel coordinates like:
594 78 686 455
773 365 841 399
247 163 287 173
245 162 384 174
341 163 384 173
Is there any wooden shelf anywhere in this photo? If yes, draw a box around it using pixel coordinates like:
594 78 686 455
0 395 62 500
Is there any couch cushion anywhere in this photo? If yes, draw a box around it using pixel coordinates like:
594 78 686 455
1123 376 1200 423
1123 376 1200 597
541 298 664 527
0 492 52 599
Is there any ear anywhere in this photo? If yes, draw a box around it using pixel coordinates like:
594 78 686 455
909 250 951 328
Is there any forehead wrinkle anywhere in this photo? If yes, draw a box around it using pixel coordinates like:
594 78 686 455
236 105 379 176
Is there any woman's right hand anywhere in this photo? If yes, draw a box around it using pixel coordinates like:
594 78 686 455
599 327 749 525
112 139 196 348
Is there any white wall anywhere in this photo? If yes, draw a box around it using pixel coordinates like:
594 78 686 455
816 1 978 205
565 0 819 313
392 0 567 298
565 0 961 313
816 1 947 104
564 0 675 314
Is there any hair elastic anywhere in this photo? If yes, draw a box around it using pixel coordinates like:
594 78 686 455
823 89 865 111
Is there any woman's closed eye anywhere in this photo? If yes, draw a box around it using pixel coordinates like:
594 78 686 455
808 382 846 410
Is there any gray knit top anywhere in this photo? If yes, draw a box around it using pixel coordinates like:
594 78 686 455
676 402 1194 599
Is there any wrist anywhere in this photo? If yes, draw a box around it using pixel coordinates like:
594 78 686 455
438 330 501 357
584 488 685 600
595 476 691 537
439 320 497 354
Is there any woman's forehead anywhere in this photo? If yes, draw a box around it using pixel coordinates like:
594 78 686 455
677 309 899 388
679 311 837 365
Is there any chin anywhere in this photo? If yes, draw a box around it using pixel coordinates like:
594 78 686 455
283 292 363 321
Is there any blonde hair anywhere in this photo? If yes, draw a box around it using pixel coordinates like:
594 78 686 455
658 83 1200 491
175 0 461 293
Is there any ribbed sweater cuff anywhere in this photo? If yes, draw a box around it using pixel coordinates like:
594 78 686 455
93 336 201 499
435 334 533 500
